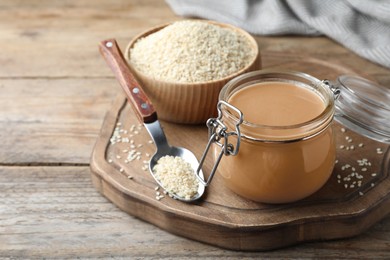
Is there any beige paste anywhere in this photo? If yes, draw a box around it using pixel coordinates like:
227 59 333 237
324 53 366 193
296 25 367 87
216 82 336 203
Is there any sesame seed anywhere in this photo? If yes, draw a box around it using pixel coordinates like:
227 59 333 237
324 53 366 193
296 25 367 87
108 159 113 163
155 186 159 191
152 156 199 199
127 176 133 180
371 173 377 177
371 183 375 187
339 145 345 149
359 191 364 196
341 128 346 133
116 155 121 159
119 168 124 173
148 140 154 144
130 20 255 83
358 143 364 147
361 168 367 172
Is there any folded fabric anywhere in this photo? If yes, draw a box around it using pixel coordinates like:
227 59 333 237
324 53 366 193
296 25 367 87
166 0 390 69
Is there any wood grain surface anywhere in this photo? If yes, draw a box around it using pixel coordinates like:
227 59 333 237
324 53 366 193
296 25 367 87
1 0 390 258
90 55 390 251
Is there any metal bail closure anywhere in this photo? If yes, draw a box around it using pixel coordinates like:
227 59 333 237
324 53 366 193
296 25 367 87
322 79 340 100
196 100 244 186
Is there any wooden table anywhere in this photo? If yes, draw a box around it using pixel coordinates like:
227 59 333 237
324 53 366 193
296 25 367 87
1 0 390 258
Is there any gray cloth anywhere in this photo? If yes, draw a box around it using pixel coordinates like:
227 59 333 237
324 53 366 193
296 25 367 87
166 0 390 69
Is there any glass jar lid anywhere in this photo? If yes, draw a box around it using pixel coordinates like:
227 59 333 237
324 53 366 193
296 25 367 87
334 75 390 143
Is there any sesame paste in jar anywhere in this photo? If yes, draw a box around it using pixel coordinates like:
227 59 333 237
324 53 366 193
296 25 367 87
217 81 336 203
230 82 325 126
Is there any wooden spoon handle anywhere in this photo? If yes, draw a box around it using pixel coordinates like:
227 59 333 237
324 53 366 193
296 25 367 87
99 39 157 123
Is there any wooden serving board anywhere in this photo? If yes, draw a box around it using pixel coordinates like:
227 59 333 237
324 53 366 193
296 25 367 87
90 52 390 251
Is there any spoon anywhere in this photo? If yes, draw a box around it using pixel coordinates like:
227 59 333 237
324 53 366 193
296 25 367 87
99 39 205 202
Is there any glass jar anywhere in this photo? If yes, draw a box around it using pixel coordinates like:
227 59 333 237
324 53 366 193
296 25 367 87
211 70 338 204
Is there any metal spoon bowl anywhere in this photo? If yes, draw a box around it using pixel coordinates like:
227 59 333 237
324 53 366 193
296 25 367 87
147 129 205 201
99 39 205 202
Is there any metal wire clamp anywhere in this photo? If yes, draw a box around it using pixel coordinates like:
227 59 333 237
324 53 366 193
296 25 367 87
196 100 244 186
